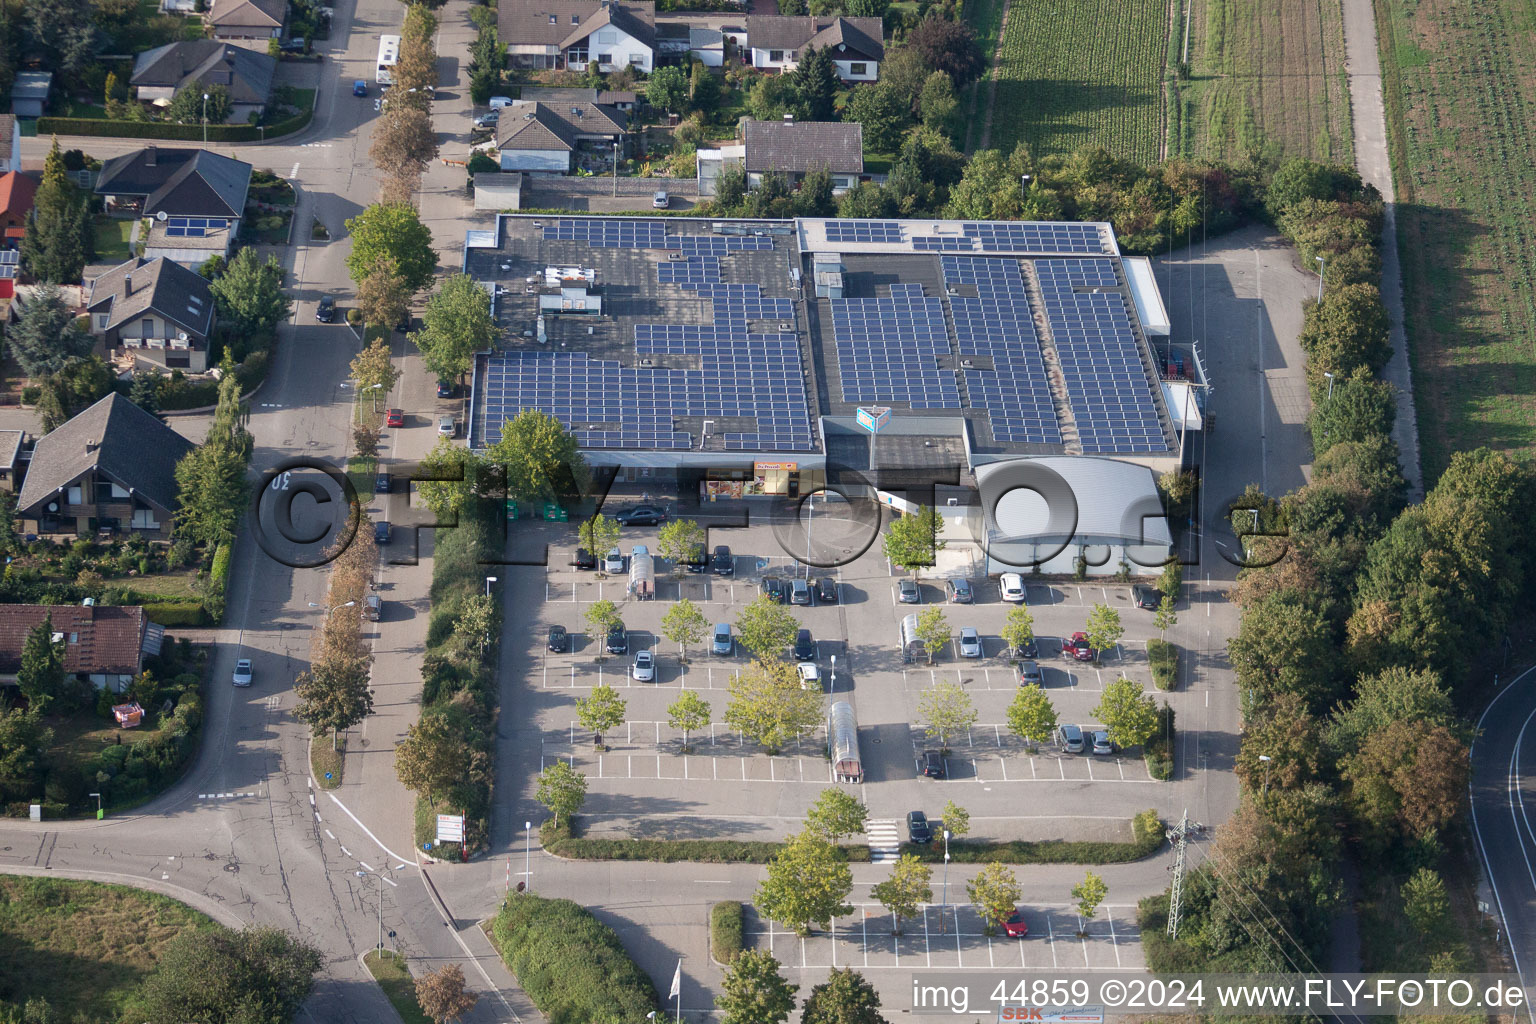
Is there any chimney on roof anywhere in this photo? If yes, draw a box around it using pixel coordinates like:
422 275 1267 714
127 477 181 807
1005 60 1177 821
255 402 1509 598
124 273 132 295
85 438 99 454
783 112 793 123
145 146 157 167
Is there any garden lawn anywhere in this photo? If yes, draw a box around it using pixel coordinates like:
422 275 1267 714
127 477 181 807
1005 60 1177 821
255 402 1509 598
363 951 431 1024
93 216 134 260
987 0 1168 164
0 876 218 1022
1375 0 1536 476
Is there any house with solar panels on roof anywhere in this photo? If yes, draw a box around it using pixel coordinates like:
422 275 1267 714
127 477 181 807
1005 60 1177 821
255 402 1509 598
461 214 1203 574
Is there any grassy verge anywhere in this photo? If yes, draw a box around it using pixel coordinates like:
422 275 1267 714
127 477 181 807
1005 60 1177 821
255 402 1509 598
1147 638 1178 690
0 876 218 1022
960 0 1008 152
347 454 377 501
363 950 431 1024
490 894 658 1022
710 902 743 964
311 732 345 788
544 812 1163 864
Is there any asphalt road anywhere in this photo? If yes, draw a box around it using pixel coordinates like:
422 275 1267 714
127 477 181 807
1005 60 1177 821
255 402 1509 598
1470 665 1536 1024
0 17 1322 1019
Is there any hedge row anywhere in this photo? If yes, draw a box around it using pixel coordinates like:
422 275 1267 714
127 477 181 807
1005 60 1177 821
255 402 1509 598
141 600 211 627
1147 638 1178 691
1144 706 1175 782
36 103 313 142
544 812 1165 865
710 902 743 964
490 894 658 1024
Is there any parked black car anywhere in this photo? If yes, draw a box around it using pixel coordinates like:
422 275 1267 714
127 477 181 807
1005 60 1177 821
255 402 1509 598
374 521 391 545
907 810 934 844
761 577 786 603
1132 583 1161 609
606 624 629 654
572 547 596 570
314 295 335 322
792 628 817 661
437 379 454 398
683 542 708 573
615 505 668 526
711 545 734 575
921 750 945 778
547 625 568 653
374 472 390 494
1016 637 1040 659
816 577 839 604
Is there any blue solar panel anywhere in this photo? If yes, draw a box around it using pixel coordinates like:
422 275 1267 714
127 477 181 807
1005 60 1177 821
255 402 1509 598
913 236 977 252
825 220 904 244
941 257 1062 445
1035 258 1166 453
962 222 1108 255
541 220 776 253
0 251 18 265
830 284 960 409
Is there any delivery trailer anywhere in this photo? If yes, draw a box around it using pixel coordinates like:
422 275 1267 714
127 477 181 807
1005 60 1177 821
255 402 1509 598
828 701 862 783
629 552 655 600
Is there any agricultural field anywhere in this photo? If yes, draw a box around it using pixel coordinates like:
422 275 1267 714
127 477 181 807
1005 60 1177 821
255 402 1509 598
1172 0 1353 163
986 0 1168 165
1376 0 1536 476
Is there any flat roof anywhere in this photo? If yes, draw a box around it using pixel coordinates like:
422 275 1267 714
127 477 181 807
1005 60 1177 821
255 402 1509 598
464 214 1176 462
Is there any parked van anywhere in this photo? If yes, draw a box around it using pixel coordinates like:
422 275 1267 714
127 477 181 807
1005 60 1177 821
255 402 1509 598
712 623 732 655
488 95 513 108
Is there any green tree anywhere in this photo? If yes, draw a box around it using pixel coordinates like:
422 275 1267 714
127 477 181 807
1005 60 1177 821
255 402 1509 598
647 65 689 114
536 760 587 827
450 593 499 662
0 709 50 803
724 658 823 753
805 787 868 840
689 59 719 112
1071 871 1108 924
7 283 93 377
173 430 250 547
939 800 969 840
166 82 231 124
293 656 374 748
712 163 748 212
416 436 483 520
734 593 800 660
944 148 1024 220
753 829 853 935
19 140 91 284
1153 595 1177 639
16 617 64 711
345 202 438 291
1307 366 1396 457
913 606 949 662
793 45 838 121
909 15 984 85
882 506 944 576
1341 719 1468 842
1158 559 1182 598
575 682 626 744
666 689 711 752
1092 677 1157 749
584 599 622 647
24 0 98 78
1005 684 1057 749
966 862 1020 934
1329 665 1457 753
869 854 931 934
355 255 413 330
1083 603 1123 659
661 598 709 660
135 927 322 1024
915 681 975 751
657 517 704 568
209 248 290 339
579 513 622 573
1299 282 1392 377
350 338 402 402
414 273 495 383
918 71 956 131
129 371 162 416
718 950 798 1024
845 81 911 154
1227 593 1340 710
394 711 471 801
370 102 439 176
802 968 887 1024
487 409 587 505
1000 605 1035 657
1401 868 1449 936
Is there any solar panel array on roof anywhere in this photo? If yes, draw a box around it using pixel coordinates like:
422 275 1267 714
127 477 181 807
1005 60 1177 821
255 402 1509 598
1035 258 1166 453
0 250 15 281
942 256 1062 445
479 225 813 451
540 219 773 253
913 236 978 252
830 283 961 409
824 220 904 244
963 222 1108 254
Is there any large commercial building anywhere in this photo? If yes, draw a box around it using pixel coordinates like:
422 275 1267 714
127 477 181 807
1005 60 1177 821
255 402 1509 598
462 215 1203 570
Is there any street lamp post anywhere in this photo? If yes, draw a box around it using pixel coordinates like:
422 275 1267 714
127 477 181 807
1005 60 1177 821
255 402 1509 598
485 576 498 597
941 828 951 929
1315 256 1326 303
367 382 383 412
88 791 102 818
1258 754 1272 798
202 92 209 146
1323 370 1335 402
309 600 357 618
524 820 533 892
355 870 386 955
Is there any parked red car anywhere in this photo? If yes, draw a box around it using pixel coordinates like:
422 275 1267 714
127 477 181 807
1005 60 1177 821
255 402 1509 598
1067 631 1095 662
385 408 404 427
1004 909 1029 937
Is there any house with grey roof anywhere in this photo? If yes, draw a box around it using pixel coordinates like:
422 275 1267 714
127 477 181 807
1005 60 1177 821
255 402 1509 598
744 16 883 80
517 86 638 111
16 392 196 541
697 117 863 195
498 0 655 70
95 147 252 263
131 40 277 122
86 256 215 372
205 0 286 43
10 72 51 119
0 430 24 492
496 100 629 174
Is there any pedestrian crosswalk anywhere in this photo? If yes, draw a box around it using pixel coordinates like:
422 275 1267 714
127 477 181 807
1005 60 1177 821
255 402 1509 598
867 819 902 863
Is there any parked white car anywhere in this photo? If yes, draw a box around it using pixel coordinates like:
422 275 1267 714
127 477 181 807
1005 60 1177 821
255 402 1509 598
232 659 253 687
999 573 1026 603
632 650 655 682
